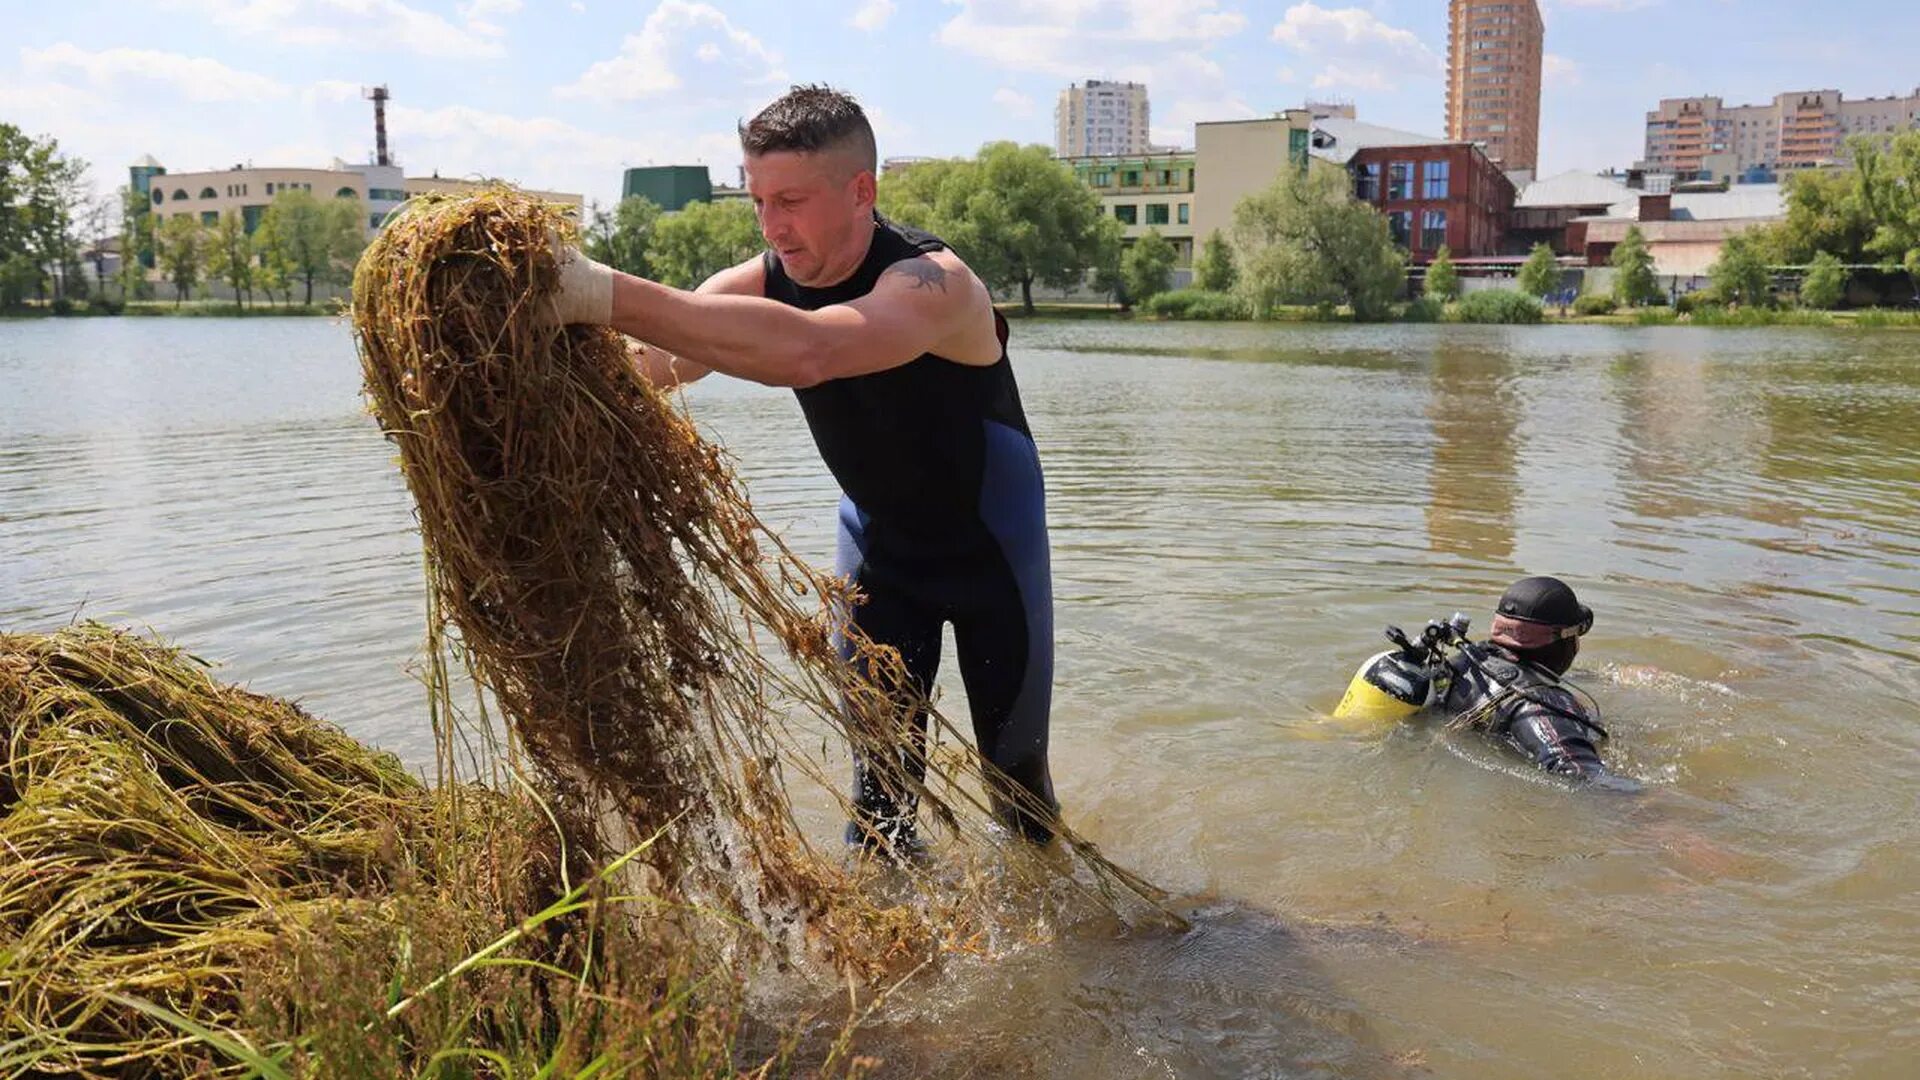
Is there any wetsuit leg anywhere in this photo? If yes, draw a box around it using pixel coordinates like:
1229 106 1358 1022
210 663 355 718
834 496 943 849
951 421 1058 842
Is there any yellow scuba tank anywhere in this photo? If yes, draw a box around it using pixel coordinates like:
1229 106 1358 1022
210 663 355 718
1332 619 1467 724
1333 649 1436 723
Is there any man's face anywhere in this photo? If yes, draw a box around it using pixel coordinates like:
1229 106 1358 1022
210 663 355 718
744 149 873 286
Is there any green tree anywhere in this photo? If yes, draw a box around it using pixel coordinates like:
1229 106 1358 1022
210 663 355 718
1798 250 1847 309
1195 229 1238 292
117 186 156 301
1516 242 1560 298
1087 215 1127 308
156 214 205 305
207 210 254 307
259 189 364 304
0 126 88 305
252 211 291 305
1231 162 1405 322
1610 225 1662 307
874 157 972 231
1854 130 1920 293
1121 229 1177 307
649 199 762 289
584 195 661 277
875 143 1111 314
1709 230 1772 307
1424 244 1460 300
0 124 30 268
1760 164 1873 264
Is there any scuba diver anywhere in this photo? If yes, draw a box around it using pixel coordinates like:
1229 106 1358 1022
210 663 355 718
1335 576 1634 790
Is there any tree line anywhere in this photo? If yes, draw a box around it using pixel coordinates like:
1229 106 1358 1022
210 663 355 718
2 119 369 311
142 191 365 307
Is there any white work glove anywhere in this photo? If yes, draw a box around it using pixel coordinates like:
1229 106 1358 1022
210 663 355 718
546 242 615 326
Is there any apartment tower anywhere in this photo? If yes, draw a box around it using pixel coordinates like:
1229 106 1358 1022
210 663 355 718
1445 0 1544 173
1055 80 1151 158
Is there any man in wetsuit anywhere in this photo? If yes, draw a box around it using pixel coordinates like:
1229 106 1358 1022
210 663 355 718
1442 576 1627 787
544 85 1057 853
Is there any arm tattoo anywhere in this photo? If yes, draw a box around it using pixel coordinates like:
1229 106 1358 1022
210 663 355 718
885 257 948 293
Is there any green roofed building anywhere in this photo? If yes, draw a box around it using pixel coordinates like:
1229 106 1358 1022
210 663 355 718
622 165 714 212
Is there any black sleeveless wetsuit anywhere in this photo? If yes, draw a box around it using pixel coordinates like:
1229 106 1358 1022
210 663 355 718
762 213 1058 844
1442 643 1614 783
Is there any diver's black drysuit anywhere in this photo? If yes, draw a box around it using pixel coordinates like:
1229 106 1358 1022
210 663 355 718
1440 642 1613 783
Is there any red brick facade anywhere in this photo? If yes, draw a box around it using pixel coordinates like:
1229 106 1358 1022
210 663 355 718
1347 143 1515 261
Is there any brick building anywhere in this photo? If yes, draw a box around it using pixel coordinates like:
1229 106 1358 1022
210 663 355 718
1310 119 1516 261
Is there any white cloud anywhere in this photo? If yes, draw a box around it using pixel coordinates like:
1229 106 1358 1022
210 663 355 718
937 0 1247 77
161 0 508 58
1152 95 1255 146
1548 0 1658 10
1270 4 1440 93
849 0 895 32
21 43 289 103
302 79 367 106
1543 53 1581 87
938 0 1248 148
991 87 1034 117
389 103 737 195
557 0 785 101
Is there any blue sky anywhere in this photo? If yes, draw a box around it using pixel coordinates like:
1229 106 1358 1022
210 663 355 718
4 0 1917 207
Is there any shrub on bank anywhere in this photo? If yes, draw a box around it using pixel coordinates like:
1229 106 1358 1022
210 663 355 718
1141 288 1251 321
1688 305 1834 327
1853 308 1920 328
1572 294 1618 317
1449 289 1543 325
1399 296 1445 323
1635 307 1679 326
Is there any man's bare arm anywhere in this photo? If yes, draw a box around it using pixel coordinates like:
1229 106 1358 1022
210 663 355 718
625 257 766 387
604 250 986 389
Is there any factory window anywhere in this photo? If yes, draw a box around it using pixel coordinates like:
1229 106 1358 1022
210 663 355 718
151 189 164 205
1145 203 1169 225
1177 203 1189 224
1388 161 1413 200
1114 204 1137 224
1092 170 1112 187
1422 210 1448 251
201 211 218 226
172 188 188 201
370 212 386 229
335 187 358 199
1354 162 1380 200
1424 160 1450 199
1387 211 1411 247
1122 169 1141 185
200 186 217 199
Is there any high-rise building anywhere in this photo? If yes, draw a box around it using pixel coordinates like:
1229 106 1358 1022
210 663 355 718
1642 89 1920 182
1055 80 1151 158
1445 0 1544 173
